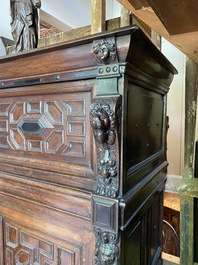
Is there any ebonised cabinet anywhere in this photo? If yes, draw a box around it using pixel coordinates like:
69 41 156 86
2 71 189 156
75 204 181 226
0 26 177 265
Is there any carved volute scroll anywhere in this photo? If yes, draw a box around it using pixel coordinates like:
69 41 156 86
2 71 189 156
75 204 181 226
93 37 118 65
90 97 121 198
94 228 119 265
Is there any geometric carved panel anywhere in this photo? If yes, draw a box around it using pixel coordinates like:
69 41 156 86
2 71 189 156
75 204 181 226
63 141 85 157
62 100 86 117
27 102 42 114
0 135 10 149
0 103 11 116
0 92 90 165
67 121 85 136
10 102 25 124
44 101 63 126
10 128 25 150
46 131 64 154
0 120 8 132
4 222 77 265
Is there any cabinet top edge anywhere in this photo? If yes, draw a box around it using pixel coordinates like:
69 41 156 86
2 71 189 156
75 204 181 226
0 25 177 85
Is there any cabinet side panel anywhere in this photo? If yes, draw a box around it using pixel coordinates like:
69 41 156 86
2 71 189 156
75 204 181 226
124 82 166 192
122 221 142 265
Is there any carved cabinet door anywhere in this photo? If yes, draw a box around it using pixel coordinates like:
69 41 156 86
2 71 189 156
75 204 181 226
0 80 96 265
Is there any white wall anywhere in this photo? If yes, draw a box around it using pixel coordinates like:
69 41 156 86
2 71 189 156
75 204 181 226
161 39 186 176
41 0 91 28
0 0 12 56
40 0 121 30
106 0 121 20
0 0 12 39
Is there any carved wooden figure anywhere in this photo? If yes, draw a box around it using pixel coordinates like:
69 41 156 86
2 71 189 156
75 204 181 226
10 0 41 52
0 26 177 264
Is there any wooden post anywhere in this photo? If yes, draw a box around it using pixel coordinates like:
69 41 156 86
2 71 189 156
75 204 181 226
91 0 106 34
120 6 131 27
184 57 198 179
180 196 194 265
179 56 198 265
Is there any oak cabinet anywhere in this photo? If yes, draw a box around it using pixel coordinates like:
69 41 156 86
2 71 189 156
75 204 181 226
0 26 177 265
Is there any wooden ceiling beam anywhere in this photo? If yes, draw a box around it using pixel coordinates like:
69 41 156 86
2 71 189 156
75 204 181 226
146 0 198 35
128 0 150 10
117 0 198 63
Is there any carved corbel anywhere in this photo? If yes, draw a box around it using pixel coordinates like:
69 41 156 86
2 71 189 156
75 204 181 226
90 97 121 198
93 37 118 65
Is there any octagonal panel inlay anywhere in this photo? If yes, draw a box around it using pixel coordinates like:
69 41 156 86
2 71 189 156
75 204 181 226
18 115 54 141
20 119 46 138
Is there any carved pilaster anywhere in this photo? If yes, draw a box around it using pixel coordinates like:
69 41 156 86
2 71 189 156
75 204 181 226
91 37 121 265
94 228 119 265
90 97 121 198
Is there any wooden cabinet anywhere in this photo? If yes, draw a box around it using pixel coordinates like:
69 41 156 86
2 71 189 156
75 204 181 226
0 26 177 265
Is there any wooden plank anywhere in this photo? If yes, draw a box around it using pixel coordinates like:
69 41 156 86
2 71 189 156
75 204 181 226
117 0 198 63
132 15 151 38
91 0 106 34
162 252 180 265
128 0 150 10
164 193 180 212
147 0 198 35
